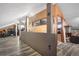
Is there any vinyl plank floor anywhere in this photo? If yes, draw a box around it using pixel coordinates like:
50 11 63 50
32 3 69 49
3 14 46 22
0 36 41 56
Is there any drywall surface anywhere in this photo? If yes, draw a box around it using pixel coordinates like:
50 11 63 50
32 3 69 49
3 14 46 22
20 32 57 56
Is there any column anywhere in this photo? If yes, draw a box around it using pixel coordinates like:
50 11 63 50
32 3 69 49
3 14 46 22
53 16 58 33
25 16 27 32
47 3 56 56
61 18 66 43
15 24 17 37
19 20 21 37
25 16 29 32
47 3 53 33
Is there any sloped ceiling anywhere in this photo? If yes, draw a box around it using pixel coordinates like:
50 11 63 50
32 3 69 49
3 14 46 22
0 3 79 29
58 3 79 28
0 3 46 28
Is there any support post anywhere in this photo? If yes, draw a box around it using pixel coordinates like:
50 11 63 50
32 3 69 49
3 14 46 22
19 20 21 37
53 16 58 33
25 16 29 32
25 16 27 32
15 24 17 37
47 3 56 56
61 18 66 43
47 3 53 33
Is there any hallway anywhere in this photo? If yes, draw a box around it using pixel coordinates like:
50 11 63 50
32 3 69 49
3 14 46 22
0 36 41 56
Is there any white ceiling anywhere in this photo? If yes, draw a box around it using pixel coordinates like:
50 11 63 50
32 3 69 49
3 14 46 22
0 3 46 28
0 3 79 29
58 3 79 28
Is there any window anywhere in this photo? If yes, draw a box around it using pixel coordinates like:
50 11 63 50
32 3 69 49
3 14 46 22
57 17 62 29
57 17 62 33
33 20 40 26
33 18 47 26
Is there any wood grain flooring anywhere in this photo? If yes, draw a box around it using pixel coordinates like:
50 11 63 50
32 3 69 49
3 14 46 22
0 36 41 56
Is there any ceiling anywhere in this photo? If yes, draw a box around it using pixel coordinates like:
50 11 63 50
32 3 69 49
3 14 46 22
58 3 79 28
0 3 46 28
0 3 79 29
